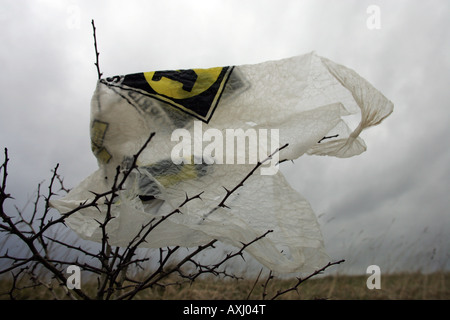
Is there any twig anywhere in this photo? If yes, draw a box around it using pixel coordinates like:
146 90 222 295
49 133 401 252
269 259 345 300
0 148 11 202
91 19 103 79
318 134 339 143
211 230 273 271
202 143 289 220
261 270 273 300
246 268 263 300
218 143 288 209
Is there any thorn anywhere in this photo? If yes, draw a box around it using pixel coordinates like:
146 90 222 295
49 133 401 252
219 203 230 209
88 190 100 197
195 191 204 200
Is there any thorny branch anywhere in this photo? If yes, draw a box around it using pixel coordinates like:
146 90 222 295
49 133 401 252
0 20 344 300
0 131 156 300
0 138 341 300
201 143 289 220
265 259 346 300
218 143 289 210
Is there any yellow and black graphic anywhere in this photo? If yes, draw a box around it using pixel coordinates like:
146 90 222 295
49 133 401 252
120 66 233 123
133 158 210 202
91 120 112 164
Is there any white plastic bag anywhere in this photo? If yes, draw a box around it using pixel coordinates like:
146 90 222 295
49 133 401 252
51 52 393 274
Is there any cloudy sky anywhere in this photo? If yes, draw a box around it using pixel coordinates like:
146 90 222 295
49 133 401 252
0 0 449 275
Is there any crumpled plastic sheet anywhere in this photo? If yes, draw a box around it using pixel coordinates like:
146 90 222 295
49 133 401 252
50 52 393 274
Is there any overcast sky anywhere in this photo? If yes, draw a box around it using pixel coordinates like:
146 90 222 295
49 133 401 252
0 0 449 275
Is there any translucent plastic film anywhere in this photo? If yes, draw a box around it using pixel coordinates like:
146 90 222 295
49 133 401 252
51 52 393 274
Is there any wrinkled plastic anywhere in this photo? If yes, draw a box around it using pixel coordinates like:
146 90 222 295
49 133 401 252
50 52 393 274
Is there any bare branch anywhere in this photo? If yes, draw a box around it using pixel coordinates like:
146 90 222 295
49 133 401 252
269 259 346 300
91 19 103 79
0 45 343 300
261 270 274 300
217 143 289 210
202 143 289 220
246 268 263 300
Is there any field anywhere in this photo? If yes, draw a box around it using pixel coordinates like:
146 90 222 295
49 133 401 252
1 271 448 300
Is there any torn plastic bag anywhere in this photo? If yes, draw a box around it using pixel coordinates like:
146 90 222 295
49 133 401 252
50 52 393 274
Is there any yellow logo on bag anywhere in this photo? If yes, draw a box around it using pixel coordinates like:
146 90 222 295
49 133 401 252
111 66 234 123
91 120 112 163
143 67 223 100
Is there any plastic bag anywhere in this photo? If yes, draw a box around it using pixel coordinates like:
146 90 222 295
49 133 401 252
51 52 393 274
